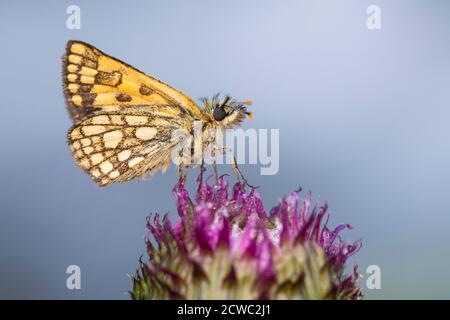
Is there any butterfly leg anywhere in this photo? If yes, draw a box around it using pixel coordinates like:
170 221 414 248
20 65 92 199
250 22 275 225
184 164 190 181
212 149 219 183
198 158 206 187
178 163 183 180
178 163 189 181
216 147 257 189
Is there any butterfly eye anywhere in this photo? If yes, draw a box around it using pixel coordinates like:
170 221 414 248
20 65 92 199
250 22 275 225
213 107 227 121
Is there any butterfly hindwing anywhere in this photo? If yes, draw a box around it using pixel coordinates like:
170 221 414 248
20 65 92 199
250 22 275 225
68 105 189 186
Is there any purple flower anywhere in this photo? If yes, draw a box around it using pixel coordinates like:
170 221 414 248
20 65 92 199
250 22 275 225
132 173 362 300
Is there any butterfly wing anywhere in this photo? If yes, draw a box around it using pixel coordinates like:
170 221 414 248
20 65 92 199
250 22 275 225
62 40 204 122
63 41 202 186
68 105 192 186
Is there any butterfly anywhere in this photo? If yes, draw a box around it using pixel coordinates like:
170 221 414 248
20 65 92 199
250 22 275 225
63 40 253 186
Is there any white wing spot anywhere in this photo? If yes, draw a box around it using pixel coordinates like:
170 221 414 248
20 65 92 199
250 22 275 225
90 153 104 165
80 138 91 147
91 169 101 178
100 161 113 174
135 127 157 141
103 130 123 149
128 157 144 168
91 115 111 125
82 125 106 136
109 170 120 179
125 115 148 125
118 150 132 161
83 146 94 154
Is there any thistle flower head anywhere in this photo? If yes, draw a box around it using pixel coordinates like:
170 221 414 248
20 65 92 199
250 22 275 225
132 173 362 300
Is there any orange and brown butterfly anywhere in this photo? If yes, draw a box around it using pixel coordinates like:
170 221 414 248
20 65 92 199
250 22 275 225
62 40 253 186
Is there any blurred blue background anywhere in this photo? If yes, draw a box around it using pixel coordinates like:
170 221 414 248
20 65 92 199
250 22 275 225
1 0 449 299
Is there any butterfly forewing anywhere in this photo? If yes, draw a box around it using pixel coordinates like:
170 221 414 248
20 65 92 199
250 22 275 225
63 40 204 122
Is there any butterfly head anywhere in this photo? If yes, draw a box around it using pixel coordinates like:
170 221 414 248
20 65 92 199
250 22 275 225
201 94 253 129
